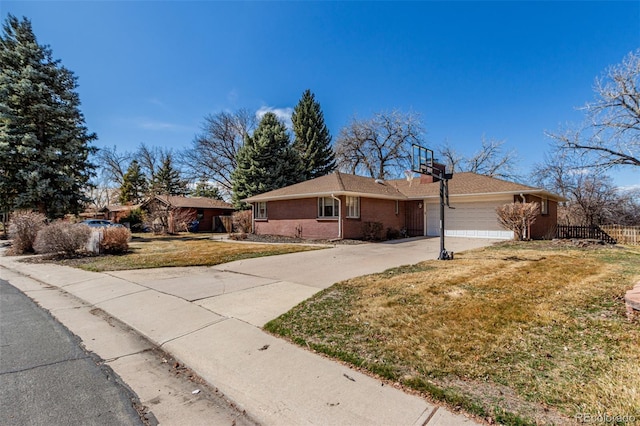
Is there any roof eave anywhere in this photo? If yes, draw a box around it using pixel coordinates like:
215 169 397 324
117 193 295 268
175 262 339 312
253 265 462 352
244 190 406 203
409 189 567 202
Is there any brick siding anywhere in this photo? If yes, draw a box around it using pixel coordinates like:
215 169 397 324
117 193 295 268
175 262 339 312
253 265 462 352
254 197 407 240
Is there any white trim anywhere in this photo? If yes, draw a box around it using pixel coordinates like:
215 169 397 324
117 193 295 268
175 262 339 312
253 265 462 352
255 201 267 219
418 189 565 202
445 230 514 239
246 188 564 204
246 191 406 203
318 196 340 218
346 196 360 218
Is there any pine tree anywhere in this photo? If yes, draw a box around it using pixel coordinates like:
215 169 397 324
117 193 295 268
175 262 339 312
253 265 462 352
150 156 188 196
232 112 304 208
119 160 147 204
190 180 223 200
0 15 97 218
292 89 336 180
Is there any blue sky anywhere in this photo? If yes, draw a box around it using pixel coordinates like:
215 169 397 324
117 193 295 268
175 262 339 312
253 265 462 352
2 1 639 188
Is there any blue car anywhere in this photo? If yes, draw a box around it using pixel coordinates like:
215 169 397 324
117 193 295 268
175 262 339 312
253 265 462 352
81 219 124 228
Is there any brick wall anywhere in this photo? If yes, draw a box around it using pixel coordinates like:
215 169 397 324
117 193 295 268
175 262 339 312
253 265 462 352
343 197 405 239
519 195 558 239
254 197 407 240
254 198 340 239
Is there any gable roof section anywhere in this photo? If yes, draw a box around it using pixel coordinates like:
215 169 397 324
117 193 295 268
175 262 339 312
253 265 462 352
102 204 141 212
244 172 407 202
389 172 566 201
245 172 566 202
152 195 234 209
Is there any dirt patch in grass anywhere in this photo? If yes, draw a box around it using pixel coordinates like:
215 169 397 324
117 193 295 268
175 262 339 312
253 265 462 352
265 241 640 425
46 233 322 271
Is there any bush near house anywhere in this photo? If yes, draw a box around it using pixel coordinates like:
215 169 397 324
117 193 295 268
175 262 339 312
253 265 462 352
232 210 252 233
119 207 146 232
8 211 47 254
99 227 131 254
496 202 540 240
34 222 91 255
362 221 383 241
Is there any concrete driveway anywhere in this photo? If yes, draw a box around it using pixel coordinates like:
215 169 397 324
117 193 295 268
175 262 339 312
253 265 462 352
1 237 494 425
108 237 495 327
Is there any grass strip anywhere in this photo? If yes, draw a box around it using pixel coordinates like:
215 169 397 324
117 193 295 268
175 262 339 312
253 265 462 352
265 242 640 425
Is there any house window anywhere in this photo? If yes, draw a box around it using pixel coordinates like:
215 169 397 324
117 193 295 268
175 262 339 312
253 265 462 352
395 200 399 215
196 209 204 221
318 197 339 218
346 196 360 218
541 197 549 215
255 202 267 219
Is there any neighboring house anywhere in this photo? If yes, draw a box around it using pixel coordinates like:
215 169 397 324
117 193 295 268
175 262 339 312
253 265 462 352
102 204 141 223
243 172 565 240
144 195 235 232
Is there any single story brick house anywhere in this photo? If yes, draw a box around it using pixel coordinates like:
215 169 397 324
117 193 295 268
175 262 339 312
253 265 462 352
102 204 141 223
243 172 565 240
145 195 235 232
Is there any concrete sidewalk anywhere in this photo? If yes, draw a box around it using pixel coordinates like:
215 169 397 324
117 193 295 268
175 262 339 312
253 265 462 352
0 238 491 425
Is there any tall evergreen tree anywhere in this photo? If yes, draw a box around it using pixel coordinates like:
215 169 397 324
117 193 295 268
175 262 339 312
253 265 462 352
232 112 304 208
119 160 147 204
190 179 224 201
292 89 336 179
150 155 188 196
0 15 97 218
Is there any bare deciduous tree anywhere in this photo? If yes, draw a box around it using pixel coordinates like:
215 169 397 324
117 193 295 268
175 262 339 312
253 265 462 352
549 49 640 170
335 110 424 179
437 137 519 180
496 202 540 241
137 142 171 182
181 109 256 197
96 146 131 187
531 153 636 226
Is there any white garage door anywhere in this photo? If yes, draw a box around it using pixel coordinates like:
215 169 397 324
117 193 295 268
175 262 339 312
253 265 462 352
426 200 514 239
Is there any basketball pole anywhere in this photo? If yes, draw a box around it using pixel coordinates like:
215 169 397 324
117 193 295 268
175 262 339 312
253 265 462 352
439 177 446 260
411 143 454 260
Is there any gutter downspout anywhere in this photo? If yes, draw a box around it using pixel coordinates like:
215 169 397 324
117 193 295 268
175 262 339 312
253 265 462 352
520 194 528 240
248 203 255 234
331 194 342 239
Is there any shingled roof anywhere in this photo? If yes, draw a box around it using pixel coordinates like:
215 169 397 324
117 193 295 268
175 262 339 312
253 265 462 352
244 172 407 202
244 172 565 202
152 195 234 209
389 172 565 200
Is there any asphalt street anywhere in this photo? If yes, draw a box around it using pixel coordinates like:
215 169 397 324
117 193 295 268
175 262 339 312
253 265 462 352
0 279 144 426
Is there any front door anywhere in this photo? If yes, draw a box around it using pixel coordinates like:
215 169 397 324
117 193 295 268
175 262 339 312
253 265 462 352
405 200 424 237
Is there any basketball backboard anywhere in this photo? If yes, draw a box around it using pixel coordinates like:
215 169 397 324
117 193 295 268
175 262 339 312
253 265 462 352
411 144 434 175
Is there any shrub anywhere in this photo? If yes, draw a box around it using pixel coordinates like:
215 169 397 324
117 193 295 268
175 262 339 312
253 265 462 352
229 232 248 241
496 202 540 241
119 207 146 232
8 211 47 254
34 222 91 255
170 207 197 233
232 210 252 233
386 227 401 240
100 227 131 254
362 221 383 241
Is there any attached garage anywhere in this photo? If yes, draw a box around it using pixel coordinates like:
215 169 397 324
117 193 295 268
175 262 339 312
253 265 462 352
245 171 564 241
425 197 514 239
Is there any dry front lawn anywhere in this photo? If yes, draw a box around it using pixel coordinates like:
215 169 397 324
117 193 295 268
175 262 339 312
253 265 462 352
66 234 321 271
265 241 640 425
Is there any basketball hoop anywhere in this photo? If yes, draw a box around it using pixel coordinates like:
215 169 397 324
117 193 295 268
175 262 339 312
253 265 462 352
410 143 454 261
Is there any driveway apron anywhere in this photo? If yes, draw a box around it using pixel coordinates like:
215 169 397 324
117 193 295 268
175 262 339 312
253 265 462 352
108 237 495 326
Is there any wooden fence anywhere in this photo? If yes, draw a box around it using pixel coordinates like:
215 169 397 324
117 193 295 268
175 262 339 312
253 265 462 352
600 225 640 245
555 225 617 244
